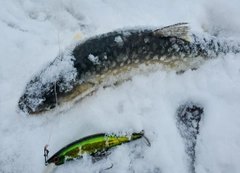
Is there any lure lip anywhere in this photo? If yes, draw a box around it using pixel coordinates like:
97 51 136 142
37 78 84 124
42 163 56 173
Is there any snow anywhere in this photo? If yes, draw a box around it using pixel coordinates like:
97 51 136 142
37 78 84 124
88 54 100 65
114 36 123 45
1 0 240 173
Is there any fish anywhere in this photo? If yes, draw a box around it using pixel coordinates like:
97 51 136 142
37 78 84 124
18 23 240 114
43 130 150 172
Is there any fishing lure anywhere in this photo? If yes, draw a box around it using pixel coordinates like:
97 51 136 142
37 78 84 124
43 130 150 172
18 23 240 114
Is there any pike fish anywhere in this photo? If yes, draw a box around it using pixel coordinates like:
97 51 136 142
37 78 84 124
18 23 240 114
43 130 150 172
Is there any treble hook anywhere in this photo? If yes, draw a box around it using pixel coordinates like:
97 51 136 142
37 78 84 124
140 130 151 147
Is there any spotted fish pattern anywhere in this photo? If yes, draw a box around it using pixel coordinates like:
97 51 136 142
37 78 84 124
18 23 240 114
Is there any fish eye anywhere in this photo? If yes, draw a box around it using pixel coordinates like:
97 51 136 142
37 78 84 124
46 104 56 110
49 105 56 109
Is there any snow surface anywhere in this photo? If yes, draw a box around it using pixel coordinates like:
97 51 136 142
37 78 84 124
1 0 240 173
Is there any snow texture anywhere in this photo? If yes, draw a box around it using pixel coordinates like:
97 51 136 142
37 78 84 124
114 36 124 46
1 0 240 173
88 54 100 65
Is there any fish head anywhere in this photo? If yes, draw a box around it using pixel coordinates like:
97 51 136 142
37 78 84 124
18 55 77 114
18 81 58 114
18 93 57 114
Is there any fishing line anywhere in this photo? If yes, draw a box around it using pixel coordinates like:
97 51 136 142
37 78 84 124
44 0 63 161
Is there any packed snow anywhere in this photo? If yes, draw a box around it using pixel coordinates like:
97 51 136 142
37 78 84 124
1 0 240 173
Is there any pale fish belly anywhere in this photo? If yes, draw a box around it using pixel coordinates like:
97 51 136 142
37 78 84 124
60 55 204 106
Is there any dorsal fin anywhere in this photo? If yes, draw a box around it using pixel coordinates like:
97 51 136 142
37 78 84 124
153 23 190 41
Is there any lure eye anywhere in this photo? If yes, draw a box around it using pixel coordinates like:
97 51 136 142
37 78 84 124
54 157 59 163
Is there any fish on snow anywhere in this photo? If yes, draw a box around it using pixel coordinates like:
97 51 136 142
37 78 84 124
18 23 240 114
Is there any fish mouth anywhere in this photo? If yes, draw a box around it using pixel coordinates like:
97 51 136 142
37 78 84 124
32 103 58 114
18 94 57 114
19 104 52 115
32 105 56 114
31 106 56 115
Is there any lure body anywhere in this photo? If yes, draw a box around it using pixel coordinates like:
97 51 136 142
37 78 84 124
18 23 240 114
46 131 147 166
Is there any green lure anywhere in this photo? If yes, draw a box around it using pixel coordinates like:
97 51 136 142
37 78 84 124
45 130 150 166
